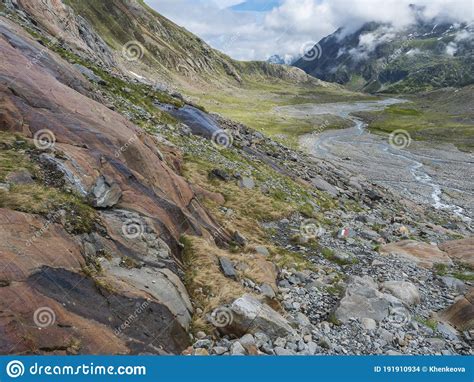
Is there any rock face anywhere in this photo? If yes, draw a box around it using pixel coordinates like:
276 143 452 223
0 17 226 354
224 294 295 339
380 240 453 268
439 288 474 331
439 238 474 268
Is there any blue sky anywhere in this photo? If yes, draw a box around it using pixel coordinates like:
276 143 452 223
146 0 473 61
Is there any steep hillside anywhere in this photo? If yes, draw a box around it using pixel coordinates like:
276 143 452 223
294 20 474 93
5 0 316 91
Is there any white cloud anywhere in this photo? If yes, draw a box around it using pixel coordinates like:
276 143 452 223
145 0 474 61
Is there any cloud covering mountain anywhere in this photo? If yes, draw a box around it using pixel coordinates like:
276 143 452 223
146 0 473 61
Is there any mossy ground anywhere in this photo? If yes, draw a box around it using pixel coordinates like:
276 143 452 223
356 86 474 152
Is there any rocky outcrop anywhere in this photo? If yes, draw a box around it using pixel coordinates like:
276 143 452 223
439 238 474 268
380 240 453 268
439 288 474 331
0 16 227 354
222 294 295 339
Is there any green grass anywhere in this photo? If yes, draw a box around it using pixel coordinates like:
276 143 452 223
357 87 474 152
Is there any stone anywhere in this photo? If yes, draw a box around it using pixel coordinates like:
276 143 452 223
239 176 255 189
361 317 377 330
440 276 466 295
195 331 207 340
380 240 453 268
5 169 34 184
437 322 459 341
438 289 474 331
230 341 246 355
382 281 421 306
219 257 237 279
193 348 209 356
310 176 339 197
294 312 312 328
212 346 228 355
193 339 212 349
307 341 318 355
232 231 248 247
260 283 276 299
225 294 296 339
439 238 474 268
254 332 270 348
90 175 122 208
274 347 295 355
335 276 391 323
0 182 10 192
209 169 231 181
239 334 256 350
74 63 107 85
255 246 270 257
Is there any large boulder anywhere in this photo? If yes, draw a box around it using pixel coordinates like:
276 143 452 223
382 281 421 306
223 294 295 339
335 276 408 323
380 240 453 268
439 238 474 268
438 288 474 331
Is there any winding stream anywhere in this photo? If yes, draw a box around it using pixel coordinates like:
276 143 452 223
276 99 473 224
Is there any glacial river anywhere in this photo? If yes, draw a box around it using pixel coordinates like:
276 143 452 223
276 99 473 226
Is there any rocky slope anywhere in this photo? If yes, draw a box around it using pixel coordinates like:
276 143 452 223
0 0 472 356
294 18 474 93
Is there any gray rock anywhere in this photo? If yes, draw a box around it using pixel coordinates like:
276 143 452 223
219 257 237 279
440 276 466 294
361 317 377 330
230 341 246 355
239 334 256 349
310 176 339 197
254 332 270 348
233 231 248 247
382 281 421 306
255 246 270 257
239 176 255 189
335 276 391 323
212 346 228 355
437 322 459 341
90 175 122 208
274 347 295 355
307 341 318 355
194 339 213 349
74 64 107 85
226 294 296 339
0 182 10 192
260 284 276 299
